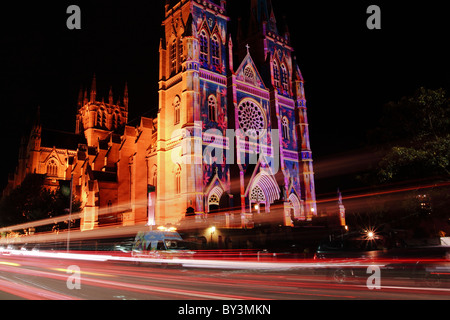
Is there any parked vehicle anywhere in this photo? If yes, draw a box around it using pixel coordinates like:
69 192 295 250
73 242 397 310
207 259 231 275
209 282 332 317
132 230 194 259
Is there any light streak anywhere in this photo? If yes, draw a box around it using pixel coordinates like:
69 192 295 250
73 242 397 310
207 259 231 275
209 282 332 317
4 248 386 271
317 180 450 205
50 267 117 278
0 278 81 300
0 261 21 267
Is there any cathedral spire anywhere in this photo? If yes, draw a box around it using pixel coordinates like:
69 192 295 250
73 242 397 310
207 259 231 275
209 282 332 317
83 89 88 105
90 74 97 103
77 86 83 109
249 0 278 35
109 86 114 105
282 15 290 41
31 105 42 141
123 82 129 111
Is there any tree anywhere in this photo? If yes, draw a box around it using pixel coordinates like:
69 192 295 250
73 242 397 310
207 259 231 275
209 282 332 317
362 87 450 238
370 87 450 183
0 174 81 230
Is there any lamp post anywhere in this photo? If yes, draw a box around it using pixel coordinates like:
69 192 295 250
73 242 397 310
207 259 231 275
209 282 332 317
66 174 73 253
210 226 216 248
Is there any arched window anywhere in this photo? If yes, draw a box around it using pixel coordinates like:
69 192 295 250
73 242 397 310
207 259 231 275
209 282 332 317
250 185 266 203
47 159 58 177
173 96 181 125
199 30 209 65
175 165 181 195
250 185 266 213
102 111 106 127
207 186 224 213
179 37 184 64
211 34 220 68
282 117 290 141
153 168 157 188
97 109 106 127
281 64 289 92
244 65 255 84
112 114 117 129
171 38 177 73
273 60 280 90
97 110 102 127
208 95 217 122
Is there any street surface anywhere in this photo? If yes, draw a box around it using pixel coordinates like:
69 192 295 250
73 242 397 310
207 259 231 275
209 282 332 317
0 253 449 300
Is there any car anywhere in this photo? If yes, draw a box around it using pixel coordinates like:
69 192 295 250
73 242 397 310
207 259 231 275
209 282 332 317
132 229 195 261
382 246 450 288
315 237 384 261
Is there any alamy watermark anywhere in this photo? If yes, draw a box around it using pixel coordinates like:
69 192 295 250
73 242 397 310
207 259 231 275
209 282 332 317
66 5 81 30
66 265 81 290
367 5 381 30
366 265 381 290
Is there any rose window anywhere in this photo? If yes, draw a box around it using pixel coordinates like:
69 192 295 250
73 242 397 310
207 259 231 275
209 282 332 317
237 100 266 139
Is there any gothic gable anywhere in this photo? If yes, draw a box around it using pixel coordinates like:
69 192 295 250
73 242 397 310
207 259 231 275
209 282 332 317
235 51 267 90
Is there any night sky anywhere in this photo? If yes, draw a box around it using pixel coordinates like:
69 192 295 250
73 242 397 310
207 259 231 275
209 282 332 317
1 0 450 194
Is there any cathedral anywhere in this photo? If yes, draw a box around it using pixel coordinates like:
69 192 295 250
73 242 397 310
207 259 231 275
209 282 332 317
4 0 317 230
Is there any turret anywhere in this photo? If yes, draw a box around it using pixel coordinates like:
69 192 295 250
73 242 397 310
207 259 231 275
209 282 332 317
109 86 114 105
90 74 97 103
123 82 129 111
77 87 83 109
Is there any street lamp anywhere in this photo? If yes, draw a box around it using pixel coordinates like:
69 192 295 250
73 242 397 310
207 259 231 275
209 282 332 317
66 174 73 253
210 226 216 248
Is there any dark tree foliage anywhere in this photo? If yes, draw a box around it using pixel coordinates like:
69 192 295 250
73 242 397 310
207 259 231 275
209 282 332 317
359 87 450 239
369 87 450 183
0 174 81 229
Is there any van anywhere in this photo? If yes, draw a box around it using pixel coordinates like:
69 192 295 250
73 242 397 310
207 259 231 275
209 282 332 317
132 230 193 259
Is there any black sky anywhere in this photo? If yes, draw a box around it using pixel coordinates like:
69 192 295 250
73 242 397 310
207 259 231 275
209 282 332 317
1 0 450 193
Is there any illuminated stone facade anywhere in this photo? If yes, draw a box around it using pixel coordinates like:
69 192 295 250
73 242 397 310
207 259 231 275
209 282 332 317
5 0 317 230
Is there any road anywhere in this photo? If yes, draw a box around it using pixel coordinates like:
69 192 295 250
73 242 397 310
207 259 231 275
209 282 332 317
0 253 449 300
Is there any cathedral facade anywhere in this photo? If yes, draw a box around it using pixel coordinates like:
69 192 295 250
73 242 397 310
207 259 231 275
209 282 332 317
5 0 317 230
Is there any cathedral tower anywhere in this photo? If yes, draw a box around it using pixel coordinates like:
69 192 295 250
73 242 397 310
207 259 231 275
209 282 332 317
234 0 317 221
76 75 129 146
157 0 230 223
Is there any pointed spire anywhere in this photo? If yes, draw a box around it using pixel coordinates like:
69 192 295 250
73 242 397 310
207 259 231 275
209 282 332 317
228 34 234 72
282 15 290 42
248 0 259 35
182 13 194 37
77 86 84 109
31 105 42 138
267 0 278 33
123 82 129 111
249 0 278 35
90 73 97 103
165 0 170 16
83 89 88 105
109 86 114 105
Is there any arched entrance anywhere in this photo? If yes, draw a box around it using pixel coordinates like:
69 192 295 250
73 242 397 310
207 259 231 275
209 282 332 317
248 172 280 213
288 192 302 219
207 186 224 213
